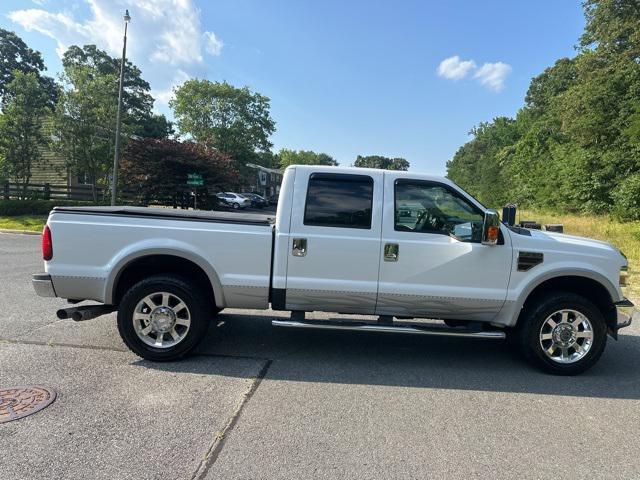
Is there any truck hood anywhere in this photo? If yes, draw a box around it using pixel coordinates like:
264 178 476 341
524 229 625 264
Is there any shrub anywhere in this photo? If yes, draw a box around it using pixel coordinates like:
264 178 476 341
0 199 105 216
612 173 640 221
120 138 238 204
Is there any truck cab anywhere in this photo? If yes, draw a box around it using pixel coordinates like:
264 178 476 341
273 167 511 322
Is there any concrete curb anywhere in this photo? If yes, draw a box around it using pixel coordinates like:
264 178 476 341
0 229 41 236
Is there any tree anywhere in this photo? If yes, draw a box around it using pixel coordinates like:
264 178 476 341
120 137 237 207
581 0 640 60
0 71 50 197
446 118 521 208
54 65 119 201
62 45 153 127
170 80 276 177
0 29 57 106
137 113 174 139
354 155 410 170
446 0 640 216
254 151 280 169
277 149 338 168
524 58 577 113
54 44 165 201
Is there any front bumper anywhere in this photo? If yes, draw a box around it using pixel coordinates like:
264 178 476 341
615 298 637 331
32 273 57 297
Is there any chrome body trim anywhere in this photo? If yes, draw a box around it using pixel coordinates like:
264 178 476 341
32 273 57 297
285 289 378 315
616 298 637 330
272 320 506 339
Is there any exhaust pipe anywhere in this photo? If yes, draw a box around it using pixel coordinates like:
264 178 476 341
56 305 116 322
56 307 72 319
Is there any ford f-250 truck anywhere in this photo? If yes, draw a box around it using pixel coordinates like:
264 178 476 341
33 166 637 374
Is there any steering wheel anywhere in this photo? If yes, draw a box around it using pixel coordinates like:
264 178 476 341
415 209 446 232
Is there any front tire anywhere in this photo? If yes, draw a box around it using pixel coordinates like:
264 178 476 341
232 202 240 209
515 292 607 375
117 275 212 361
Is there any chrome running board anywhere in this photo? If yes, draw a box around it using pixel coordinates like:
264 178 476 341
272 320 506 339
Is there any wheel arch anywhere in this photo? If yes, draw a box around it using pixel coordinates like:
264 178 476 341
106 249 225 307
515 272 617 331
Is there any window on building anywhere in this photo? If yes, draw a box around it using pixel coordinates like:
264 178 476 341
304 173 373 229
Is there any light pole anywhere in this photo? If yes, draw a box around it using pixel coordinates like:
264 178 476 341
111 9 131 206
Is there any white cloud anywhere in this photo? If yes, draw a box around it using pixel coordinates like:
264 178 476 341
9 0 223 66
474 62 512 92
203 31 223 56
437 55 512 92
9 0 223 113
437 55 476 80
9 9 91 57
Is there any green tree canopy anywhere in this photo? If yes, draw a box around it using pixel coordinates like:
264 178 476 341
62 45 157 136
0 29 57 107
446 0 640 218
581 0 640 59
277 149 338 168
170 80 276 176
354 155 410 170
54 64 120 201
0 71 51 196
137 113 174 139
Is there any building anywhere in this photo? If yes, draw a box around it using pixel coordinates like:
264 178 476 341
245 163 283 199
27 117 69 186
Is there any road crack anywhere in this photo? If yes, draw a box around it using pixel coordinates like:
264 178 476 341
190 358 273 480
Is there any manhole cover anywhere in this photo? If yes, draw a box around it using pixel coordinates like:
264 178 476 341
0 386 56 423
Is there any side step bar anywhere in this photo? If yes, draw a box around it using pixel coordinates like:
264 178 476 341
272 320 506 339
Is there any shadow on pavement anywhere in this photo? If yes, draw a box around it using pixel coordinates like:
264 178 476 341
138 312 640 401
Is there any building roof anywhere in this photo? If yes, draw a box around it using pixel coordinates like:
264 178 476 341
245 163 283 174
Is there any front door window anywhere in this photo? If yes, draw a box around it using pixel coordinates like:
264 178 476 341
394 180 484 242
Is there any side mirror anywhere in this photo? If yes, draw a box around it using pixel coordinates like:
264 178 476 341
482 209 500 246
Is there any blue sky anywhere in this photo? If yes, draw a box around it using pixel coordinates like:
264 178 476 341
1 1 586 174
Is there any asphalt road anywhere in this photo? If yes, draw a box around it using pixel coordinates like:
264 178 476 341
2 232 640 479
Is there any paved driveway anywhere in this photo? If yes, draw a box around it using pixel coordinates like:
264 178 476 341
1 232 640 479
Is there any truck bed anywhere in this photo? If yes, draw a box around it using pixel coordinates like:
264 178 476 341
53 206 275 226
45 206 274 309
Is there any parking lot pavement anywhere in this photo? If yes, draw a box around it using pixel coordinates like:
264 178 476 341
207 326 640 479
2 232 640 479
0 342 264 480
0 233 69 338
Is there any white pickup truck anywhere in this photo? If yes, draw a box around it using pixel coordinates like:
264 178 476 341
33 166 636 374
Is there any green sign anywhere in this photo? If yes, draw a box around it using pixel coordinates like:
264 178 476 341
187 173 204 186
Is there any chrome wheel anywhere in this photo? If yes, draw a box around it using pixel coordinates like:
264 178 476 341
539 309 593 364
132 292 191 349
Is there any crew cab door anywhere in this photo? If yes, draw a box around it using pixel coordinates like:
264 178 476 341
284 169 383 314
376 174 512 321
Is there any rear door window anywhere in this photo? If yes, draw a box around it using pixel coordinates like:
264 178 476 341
304 173 374 229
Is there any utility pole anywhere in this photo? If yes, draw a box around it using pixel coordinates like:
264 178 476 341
111 9 131 206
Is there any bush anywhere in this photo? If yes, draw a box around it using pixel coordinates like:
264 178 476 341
0 199 105 216
612 173 640 221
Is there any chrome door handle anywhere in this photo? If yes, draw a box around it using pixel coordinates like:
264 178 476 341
292 238 307 257
384 243 399 262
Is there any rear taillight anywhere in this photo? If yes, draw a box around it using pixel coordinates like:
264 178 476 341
42 225 53 261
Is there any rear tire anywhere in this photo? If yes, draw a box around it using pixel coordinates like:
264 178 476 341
515 292 607 375
117 274 213 361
